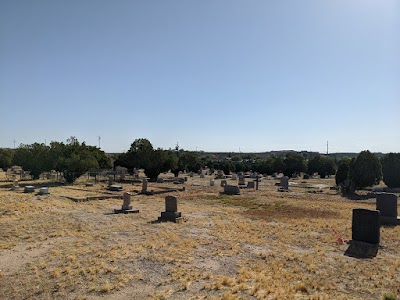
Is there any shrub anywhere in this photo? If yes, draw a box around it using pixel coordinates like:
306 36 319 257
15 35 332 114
381 153 400 188
349 150 382 189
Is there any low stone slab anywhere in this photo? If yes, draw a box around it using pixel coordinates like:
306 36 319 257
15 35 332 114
108 185 123 191
38 187 50 195
158 211 183 223
222 185 240 195
85 182 94 187
114 208 139 214
344 240 379 258
24 186 35 193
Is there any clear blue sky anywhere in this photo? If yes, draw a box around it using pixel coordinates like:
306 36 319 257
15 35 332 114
1 0 399 153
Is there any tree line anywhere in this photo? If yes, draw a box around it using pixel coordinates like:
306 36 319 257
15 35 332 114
0 138 399 191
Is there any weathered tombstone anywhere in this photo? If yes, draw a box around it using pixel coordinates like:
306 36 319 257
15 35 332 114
141 178 148 193
220 180 227 187
24 186 35 193
108 176 113 186
158 196 183 223
12 179 19 190
38 187 49 195
210 180 215 187
376 193 399 225
281 176 289 189
278 176 289 192
114 192 139 214
200 173 205 179
238 175 245 186
345 209 380 258
108 185 123 191
189 172 194 178
231 174 237 180
247 181 255 189
184 177 188 182
223 185 240 195
86 182 94 187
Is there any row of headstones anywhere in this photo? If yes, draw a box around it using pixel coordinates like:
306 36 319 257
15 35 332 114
12 180 50 195
114 193 182 223
347 193 399 258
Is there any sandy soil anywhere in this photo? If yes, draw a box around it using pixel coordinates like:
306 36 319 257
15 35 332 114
0 172 399 299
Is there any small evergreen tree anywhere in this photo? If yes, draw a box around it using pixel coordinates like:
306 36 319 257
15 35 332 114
349 150 382 189
381 153 400 188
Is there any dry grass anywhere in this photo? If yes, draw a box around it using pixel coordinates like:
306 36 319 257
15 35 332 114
0 171 399 299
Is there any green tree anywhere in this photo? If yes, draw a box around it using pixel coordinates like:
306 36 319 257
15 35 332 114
349 150 382 189
381 153 400 188
51 137 110 183
0 148 13 171
335 157 351 186
283 153 307 177
308 155 336 178
13 143 52 179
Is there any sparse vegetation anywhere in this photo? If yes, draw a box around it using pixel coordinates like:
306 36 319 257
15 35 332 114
0 169 399 299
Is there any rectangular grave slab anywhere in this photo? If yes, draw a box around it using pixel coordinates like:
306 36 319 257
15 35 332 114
165 196 178 212
247 181 255 189
24 186 35 193
108 185 123 191
38 187 49 195
223 185 240 195
345 209 381 258
158 196 183 222
376 193 399 225
352 208 380 244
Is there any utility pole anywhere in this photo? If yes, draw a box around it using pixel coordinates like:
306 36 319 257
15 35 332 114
98 136 101 149
326 141 329 155
13 139 16 149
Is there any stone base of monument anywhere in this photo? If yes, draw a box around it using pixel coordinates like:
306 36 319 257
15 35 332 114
114 206 140 214
158 211 183 223
86 182 94 187
24 186 35 193
277 187 290 192
380 216 400 226
108 185 123 191
344 240 379 258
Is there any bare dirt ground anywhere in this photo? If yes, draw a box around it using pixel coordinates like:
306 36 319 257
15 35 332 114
0 171 399 299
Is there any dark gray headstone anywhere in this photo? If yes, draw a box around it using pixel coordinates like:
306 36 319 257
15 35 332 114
223 185 240 195
352 209 380 244
220 180 227 187
108 185 123 191
247 181 255 189
376 193 397 218
280 176 289 190
24 186 35 193
165 196 178 212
